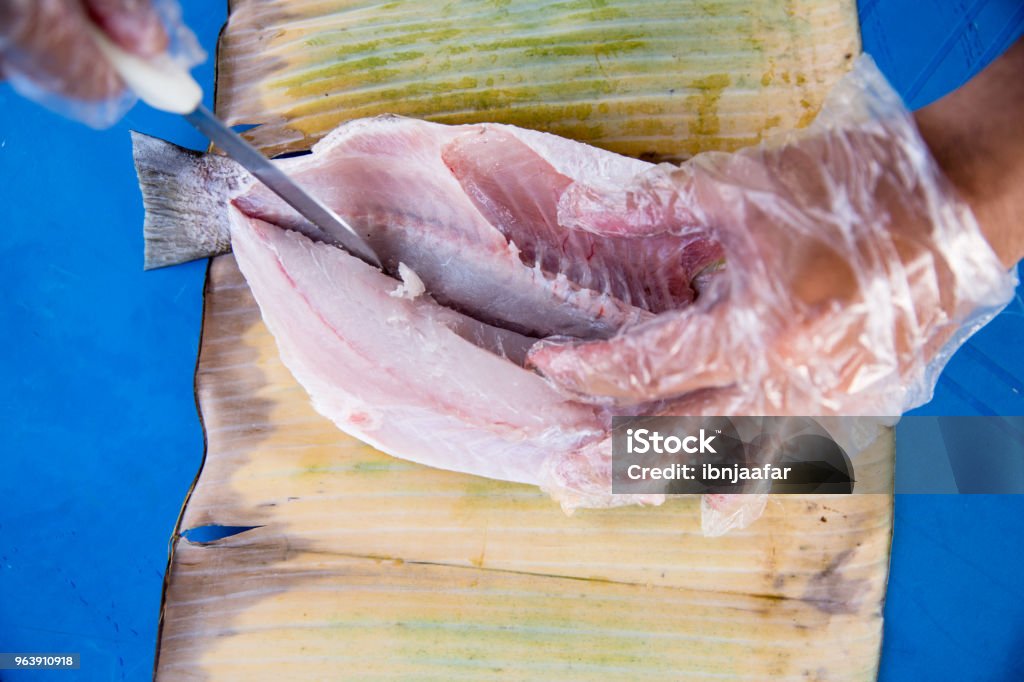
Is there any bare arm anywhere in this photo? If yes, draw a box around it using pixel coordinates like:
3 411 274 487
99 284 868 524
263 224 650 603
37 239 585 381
916 37 1024 269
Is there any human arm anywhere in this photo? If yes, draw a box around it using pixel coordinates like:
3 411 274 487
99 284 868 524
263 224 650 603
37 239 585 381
915 37 1024 269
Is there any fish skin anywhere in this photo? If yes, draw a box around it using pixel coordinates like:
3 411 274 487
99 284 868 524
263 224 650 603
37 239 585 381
133 132 248 269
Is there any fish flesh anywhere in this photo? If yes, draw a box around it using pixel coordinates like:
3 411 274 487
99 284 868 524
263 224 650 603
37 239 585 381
229 214 606 486
139 116 720 339
134 115 721 512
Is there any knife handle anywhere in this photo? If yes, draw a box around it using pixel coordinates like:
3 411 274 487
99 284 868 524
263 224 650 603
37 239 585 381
88 26 203 115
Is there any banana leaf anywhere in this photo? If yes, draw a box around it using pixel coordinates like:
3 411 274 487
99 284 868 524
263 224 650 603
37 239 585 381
154 2 891 679
155 256 893 680
216 0 860 159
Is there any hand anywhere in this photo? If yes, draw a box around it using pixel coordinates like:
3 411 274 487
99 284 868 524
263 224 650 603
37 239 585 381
527 57 1016 417
0 0 167 117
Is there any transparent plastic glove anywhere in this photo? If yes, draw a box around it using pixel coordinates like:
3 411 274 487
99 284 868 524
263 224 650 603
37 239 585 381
529 55 1017 420
528 56 1017 536
0 0 203 128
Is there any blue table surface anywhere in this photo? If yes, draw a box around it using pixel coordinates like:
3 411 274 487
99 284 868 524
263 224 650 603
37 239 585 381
1 2 1022 680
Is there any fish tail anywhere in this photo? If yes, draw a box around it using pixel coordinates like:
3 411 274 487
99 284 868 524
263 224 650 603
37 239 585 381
132 132 244 270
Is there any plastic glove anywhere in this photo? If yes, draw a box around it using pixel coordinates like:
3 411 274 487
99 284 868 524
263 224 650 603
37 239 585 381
0 0 203 127
528 56 1017 536
528 56 1017 419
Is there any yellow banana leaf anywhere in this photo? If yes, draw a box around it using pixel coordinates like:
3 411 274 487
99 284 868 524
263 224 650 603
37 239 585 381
216 0 861 159
155 256 893 680
155 2 890 679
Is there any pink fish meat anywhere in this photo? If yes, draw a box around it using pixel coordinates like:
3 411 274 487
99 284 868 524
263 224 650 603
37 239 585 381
134 115 723 511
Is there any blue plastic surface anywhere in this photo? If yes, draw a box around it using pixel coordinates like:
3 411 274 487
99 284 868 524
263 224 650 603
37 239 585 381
862 4 1024 681
0 4 223 680
0 1 1022 680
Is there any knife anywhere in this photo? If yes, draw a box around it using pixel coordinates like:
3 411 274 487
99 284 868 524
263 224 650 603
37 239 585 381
91 28 382 269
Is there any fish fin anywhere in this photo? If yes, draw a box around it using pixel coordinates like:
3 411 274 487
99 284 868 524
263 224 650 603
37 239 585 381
132 132 247 269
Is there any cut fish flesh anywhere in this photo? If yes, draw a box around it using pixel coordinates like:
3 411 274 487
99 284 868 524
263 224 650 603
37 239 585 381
229 213 608 486
134 115 724 512
138 116 723 339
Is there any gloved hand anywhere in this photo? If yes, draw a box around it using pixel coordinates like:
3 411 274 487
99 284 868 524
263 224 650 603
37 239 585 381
529 56 1017 536
0 0 202 127
528 56 1017 419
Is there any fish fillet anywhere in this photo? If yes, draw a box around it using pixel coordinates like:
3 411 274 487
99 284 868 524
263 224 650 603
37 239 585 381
134 115 722 510
229 213 608 486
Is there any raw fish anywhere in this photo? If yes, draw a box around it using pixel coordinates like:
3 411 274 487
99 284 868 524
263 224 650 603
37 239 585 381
134 115 721 512
138 116 720 341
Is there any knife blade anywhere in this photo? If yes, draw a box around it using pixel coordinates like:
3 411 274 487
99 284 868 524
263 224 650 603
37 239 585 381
90 27 382 268
184 105 381 267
